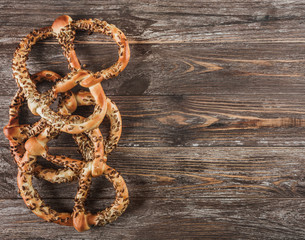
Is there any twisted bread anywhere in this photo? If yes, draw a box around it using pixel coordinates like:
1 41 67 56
4 15 131 232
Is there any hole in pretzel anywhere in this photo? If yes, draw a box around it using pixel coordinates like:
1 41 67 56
74 30 118 73
49 97 59 112
19 103 40 125
32 177 77 212
28 38 70 77
32 161 77 213
99 117 111 141
36 156 63 170
86 176 114 213
72 105 95 118
48 133 84 161
36 80 56 94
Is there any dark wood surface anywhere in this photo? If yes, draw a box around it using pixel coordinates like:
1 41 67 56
1 0 305 239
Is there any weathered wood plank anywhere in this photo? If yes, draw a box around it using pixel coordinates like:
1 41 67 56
2 146 305 199
1 0 305 44
1 198 305 240
2 95 305 147
1 42 305 96
2 0 305 238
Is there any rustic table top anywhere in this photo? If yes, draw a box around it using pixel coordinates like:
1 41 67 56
1 0 305 239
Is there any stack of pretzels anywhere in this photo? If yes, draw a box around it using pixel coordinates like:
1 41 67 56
3 15 130 232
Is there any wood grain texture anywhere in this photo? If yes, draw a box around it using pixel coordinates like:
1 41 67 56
2 95 305 148
1 198 305 240
1 0 305 239
2 146 305 199
2 42 305 96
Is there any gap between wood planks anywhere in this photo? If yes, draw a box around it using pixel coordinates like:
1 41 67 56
22 38 305 44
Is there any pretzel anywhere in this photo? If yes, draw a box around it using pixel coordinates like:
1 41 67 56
5 72 127 221
20 95 128 231
5 81 121 186
6 78 128 230
12 15 130 134
18 124 129 231
4 71 122 181
4 15 131 232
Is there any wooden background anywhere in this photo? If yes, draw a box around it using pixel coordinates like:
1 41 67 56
1 0 305 239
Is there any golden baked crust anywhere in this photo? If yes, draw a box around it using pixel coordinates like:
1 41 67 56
4 15 130 232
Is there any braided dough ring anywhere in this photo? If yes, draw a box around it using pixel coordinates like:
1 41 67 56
12 15 130 134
